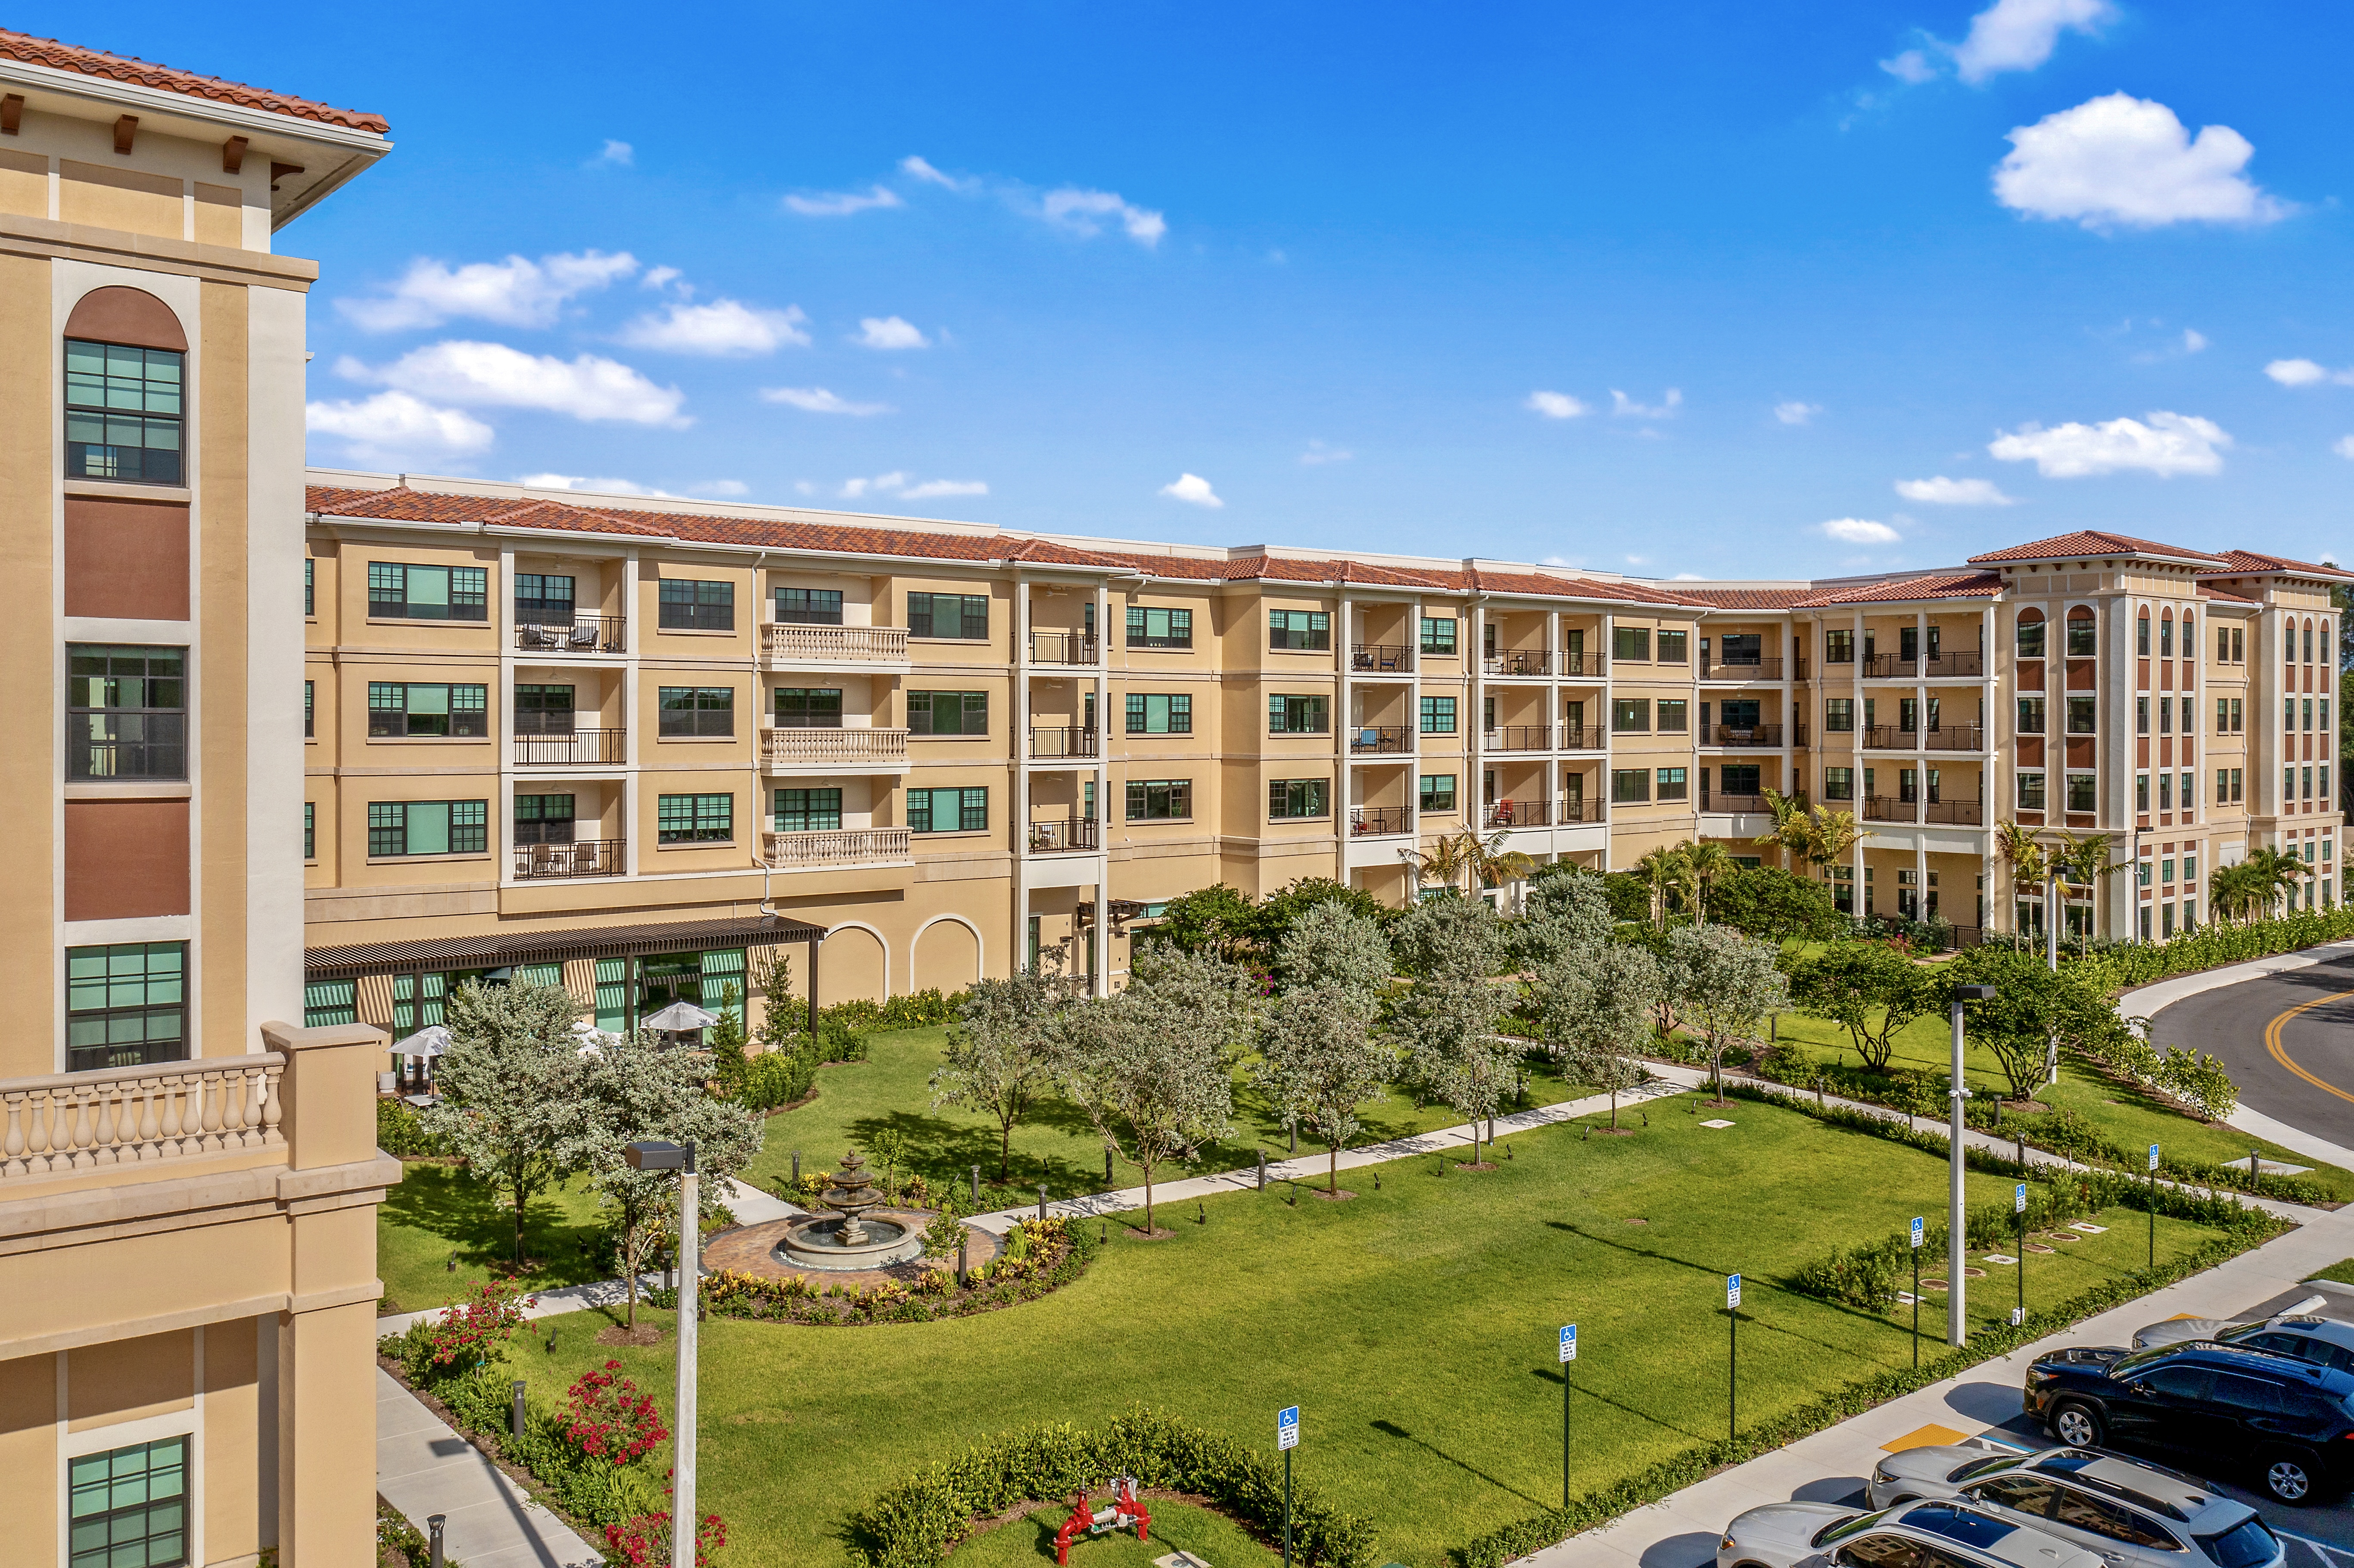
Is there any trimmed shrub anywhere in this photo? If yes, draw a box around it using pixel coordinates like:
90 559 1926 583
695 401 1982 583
377 1095 452 1158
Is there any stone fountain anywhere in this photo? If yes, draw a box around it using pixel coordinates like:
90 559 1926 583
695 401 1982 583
775 1150 924 1270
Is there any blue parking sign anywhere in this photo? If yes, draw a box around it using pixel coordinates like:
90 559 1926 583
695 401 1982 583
1277 1405 1299 1450
1559 1324 1577 1363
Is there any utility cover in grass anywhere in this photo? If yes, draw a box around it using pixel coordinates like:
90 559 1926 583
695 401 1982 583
1982 1254 2018 1266
2069 1222 2108 1233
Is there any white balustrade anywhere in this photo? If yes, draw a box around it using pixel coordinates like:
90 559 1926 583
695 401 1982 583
763 624 910 663
759 728 911 768
762 828 913 870
0 1054 285 1180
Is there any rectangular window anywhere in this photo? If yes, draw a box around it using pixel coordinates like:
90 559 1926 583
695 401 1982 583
2137 696 2150 734
2016 618 2046 659
367 800 488 858
304 679 314 739
772 687 844 728
1419 774 1457 813
1610 768 1650 804
2305 697 2317 732
1824 628 1855 663
68 645 185 780
2216 767 2230 806
2231 767 2244 803
1657 628 1689 664
1268 778 1330 819
2305 765 2317 800
2216 697 2229 735
1657 699 1689 733
656 792 734 843
513 683 576 735
2233 627 2245 663
908 690 988 736
2231 698 2244 732
909 591 990 641
1824 697 1855 733
2017 771 2046 811
367 681 489 739
908 786 987 834
2136 773 2151 811
368 562 488 621
1126 779 1193 820
514 793 576 844
2015 696 2045 735
2286 766 2298 803
658 578 735 632
69 1434 190 1568
2219 625 2231 663
1720 763 1762 795
773 586 844 625
1126 605 1193 648
1269 694 1330 734
2066 696 2097 734
2288 697 2299 732
1268 610 1331 651
1420 695 1457 734
1656 766 1688 801
772 787 844 832
304 558 314 616
1823 766 1854 801
2066 616 2096 656
2159 696 2173 734
2159 772 2173 810
2065 772 2094 812
657 685 735 737
303 801 314 861
66 943 188 1074
514 572 576 625
1419 617 1457 655
65 339 183 485
1612 698 1650 733
1125 693 1193 734
1612 625 1651 661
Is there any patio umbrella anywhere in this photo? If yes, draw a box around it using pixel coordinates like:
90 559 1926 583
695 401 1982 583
394 1024 452 1057
639 1000 719 1033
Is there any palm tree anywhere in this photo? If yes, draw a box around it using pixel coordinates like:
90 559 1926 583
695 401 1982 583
2051 830 2132 955
1681 841 1738 924
1752 789 1811 871
1467 828 1538 894
1994 819 2055 949
1802 806 1868 874
2242 846 2313 918
1402 827 1533 899
2209 860 2269 924
1632 843 1689 929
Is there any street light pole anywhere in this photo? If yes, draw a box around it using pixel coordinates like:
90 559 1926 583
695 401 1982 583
1949 985 1998 1345
626 1138 699 1568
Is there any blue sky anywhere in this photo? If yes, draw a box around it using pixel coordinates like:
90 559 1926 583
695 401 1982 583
57 1 2354 576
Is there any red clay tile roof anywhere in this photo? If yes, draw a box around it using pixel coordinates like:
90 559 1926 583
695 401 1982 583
2207 548 2354 580
2198 585 2260 605
0 30 390 133
309 485 674 537
1965 530 2223 566
1674 586 1817 610
1794 571 2004 607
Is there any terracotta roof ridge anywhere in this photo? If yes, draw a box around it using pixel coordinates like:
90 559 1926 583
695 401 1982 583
0 29 392 133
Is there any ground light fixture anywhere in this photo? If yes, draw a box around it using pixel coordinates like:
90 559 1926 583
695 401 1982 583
1948 984 1997 1345
625 1138 698 1568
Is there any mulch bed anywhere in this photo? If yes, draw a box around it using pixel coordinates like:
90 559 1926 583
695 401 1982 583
1454 1161 1498 1172
1125 1226 1177 1240
596 1323 665 1347
1306 1188 1356 1202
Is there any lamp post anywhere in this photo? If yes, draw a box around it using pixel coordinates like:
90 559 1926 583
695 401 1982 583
626 1139 698 1568
1949 984 1997 1345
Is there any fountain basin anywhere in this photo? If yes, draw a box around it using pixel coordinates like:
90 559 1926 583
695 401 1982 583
776 1214 923 1271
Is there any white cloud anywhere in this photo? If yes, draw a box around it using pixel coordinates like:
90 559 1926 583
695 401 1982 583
1895 475 2018 506
828 472 987 504
1669 572 1707 582
784 184 906 217
337 251 638 332
2267 358 2354 387
1993 93 2290 230
1774 401 1822 426
1159 473 1224 508
839 473 904 501
1526 390 1589 420
1987 411 2230 477
1953 0 2114 82
617 299 810 356
514 472 678 498
852 315 929 350
900 479 987 501
760 386 894 417
595 140 634 167
359 341 688 426
2334 436 2354 461
1040 187 1166 246
695 479 750 497
1880 49 1937 84
2181 329 2208 354
640 265 682 292
1299 440 1353 465
1819 518 1901 545
900 154 970 190
1610 388 1682 419
305 390 493 459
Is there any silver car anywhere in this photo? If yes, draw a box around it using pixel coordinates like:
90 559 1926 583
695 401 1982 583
1718 1497 2105 1568
1867 1445 2283 1568
2130 1307 2351 1363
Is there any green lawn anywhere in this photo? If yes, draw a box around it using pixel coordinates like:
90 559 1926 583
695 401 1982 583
2310 1260 2354 1288
377 1164 613 1314
740 1026 1592 1205
483 1092 2227 1568
950 1499 1277 1568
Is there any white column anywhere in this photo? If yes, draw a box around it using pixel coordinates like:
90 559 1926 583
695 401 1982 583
620 551 641 877
1011 571 1030 965
1597 609 1613 864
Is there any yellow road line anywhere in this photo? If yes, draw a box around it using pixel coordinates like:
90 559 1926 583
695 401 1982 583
2264 992 2354 1106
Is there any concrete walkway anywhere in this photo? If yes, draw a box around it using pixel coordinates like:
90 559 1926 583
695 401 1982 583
378 1367 605 1568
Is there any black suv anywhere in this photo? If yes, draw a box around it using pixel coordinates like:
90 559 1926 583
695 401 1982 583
2026 1339 2354 1504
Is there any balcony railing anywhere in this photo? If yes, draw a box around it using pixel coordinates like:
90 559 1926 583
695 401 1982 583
1863 795 1916 822
1558 651 1599 678
760 727 911 768
1349 807 1407 836
1864 654 1920 679
1926 651 1986 679
764 827 912 869
1027 818 1100 852
1923 797 1986 826
1702 656 1783 681
763 623 910 664
1707 724 1783 747
513 728 625 766
513 838 626 879
1484 725 1551 752
1863 725 1915 750
1556 723 1599 750
1794 656 1811 681
1028 631 1099 666
516 614 626 654
1028 726 1099 759
1 1053 283 1179
1702 792 1774 815
1924 725 1985 752
1483 649 1550 677
1350 725 1413 754
1351 643 1412 673
1482 800 1551 829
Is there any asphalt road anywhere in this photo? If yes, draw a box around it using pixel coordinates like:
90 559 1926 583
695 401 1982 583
2148 951 2354 1155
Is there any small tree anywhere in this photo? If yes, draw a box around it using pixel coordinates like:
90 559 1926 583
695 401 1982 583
1709 865 1844 942
1679 841 1739 926
1274 900 1393 993
931 964 1071 1182
1150 883 1261 963
748 950 805 1057
704 981 747 1093
1257 983 1394 1193
1664 924 1790 1101
1786 940 1936 1070
1389 892 1506 980
1059 946 1255 1232
1513 868 1616 970
426 980 587 1265
1533 943 1661 1129
1950 950 2130 1103
1395 973 1514 1143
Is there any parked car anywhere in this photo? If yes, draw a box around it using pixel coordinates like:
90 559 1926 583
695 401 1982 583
1717 1498 2104 1568
1866 1444 2281 1568
2026 1339 2354 1503
2130 1306 2347 1360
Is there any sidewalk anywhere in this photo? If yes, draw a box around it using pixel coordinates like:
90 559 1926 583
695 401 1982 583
378 1367 605 1568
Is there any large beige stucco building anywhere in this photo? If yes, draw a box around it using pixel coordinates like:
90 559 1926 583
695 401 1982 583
0 31 393 1568
299 475 2348 1035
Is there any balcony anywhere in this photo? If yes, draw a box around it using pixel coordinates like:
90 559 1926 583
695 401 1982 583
1927 650 1986 679
1863 654 1919 679
764 623 911 666
1482 650 1550 678
1557 652 1599 678
1923 797 1986 826
1350 725 1413 754
1351 644 1412 673
1706 724 1783 748
1924 725 1986 752
1029 631 1099 666
513 838 625 879
1794 656 1811 681
1558 797 1603 824
0 1053 283 1179
1702 792 1773 815
1863 725 1916 750
764 827 912 870
1028 818 1099 852
513 728 625 766
1701 656 1784 682
760 727 911 770
1482 800 1551 828
1028 726 1099 760
1349 807 1408 836
1864 795 1917 823
1484 725 1551 752
516 614 626 654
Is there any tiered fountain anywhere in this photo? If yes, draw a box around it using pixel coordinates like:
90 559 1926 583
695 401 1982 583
775 1151 923 1270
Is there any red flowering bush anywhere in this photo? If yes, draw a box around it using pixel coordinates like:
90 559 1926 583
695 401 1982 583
423 1279 528 1370
563 1360 669 1466
605 1475 725 1567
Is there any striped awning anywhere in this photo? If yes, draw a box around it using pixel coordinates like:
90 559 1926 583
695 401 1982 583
304 913 824 980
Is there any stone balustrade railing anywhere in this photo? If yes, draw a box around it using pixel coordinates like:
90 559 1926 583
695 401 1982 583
0 1053 284 1180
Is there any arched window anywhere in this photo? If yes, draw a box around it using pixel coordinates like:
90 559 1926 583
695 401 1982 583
2137 610 2151 655
2158 610 2174 657
2305 619 2317 665
2016 608 2046 659
2066 606 2097 657
64 287 187 487
2182 612 2194 656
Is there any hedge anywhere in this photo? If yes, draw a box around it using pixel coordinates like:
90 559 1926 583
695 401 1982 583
847 1408 1376 1568
2071 907 2354 993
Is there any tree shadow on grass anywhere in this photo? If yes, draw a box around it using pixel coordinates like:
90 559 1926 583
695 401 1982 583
381 1165 604 1285
1368 1419 1548 1508
1538 1220 1896 1361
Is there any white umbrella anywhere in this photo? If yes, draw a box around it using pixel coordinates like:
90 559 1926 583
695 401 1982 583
639 1000 719 1032
395 1024 452 1057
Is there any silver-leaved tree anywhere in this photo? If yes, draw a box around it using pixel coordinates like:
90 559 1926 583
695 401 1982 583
1257 982 1394 1194
1663 923 1790 1103
424 980 588 1264
1533 942 1661 1129
931 961 1074 1181
1274 900 1395 993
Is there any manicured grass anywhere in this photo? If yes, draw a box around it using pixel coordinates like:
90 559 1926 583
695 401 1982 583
377 1164 611 1314
489 1091 2227 1568
2309 1260 2354 1288
739 1026 1592 1205
949 1499 1278 1568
